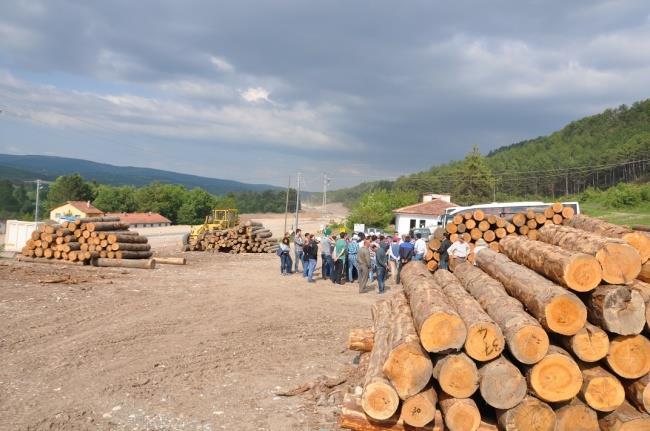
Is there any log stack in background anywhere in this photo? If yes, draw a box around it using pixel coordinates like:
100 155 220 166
424 203 576 271
187 220 279 254
341 217 650 431
20 216 153 266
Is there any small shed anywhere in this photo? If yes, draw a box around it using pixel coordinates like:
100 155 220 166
50 201 103 221
105 212 172 228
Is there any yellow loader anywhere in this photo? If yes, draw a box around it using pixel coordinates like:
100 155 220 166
182 208 239 251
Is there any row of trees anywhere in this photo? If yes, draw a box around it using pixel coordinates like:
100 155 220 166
0 174 298 225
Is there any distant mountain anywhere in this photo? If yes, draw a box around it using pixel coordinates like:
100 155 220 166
0 154 280 194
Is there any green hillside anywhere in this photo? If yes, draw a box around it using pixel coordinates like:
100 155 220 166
331 99 650 207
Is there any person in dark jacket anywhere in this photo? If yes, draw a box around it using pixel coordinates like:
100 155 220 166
438 233 452 270
396 235 415 283
304 234 318 282
375 242 389 294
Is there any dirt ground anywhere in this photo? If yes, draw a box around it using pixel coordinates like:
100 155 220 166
0 226 390 431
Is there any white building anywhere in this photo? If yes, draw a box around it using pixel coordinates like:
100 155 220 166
394 194 456 236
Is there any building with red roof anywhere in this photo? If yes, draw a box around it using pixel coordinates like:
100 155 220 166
393 193 457 235
105 212 172 228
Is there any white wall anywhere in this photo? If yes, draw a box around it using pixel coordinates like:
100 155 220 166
395 213 441 236
4 220 40 252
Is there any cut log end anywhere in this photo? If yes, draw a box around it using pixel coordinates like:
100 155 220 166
582 374 625 412
497 396 556 431
596 243 642 284
435 353 479 399
420 313 467 353
510 325 550 365
544 295 587 336
568 324 610 362
465 323 504 362
528 349 582 403
361 381 400 421
564 254 603 292
383 343 433 400
606 335 650 379
479 357 527 410
439 396 481 431
622 231 650 264
400 387 437 427
555 400 599 431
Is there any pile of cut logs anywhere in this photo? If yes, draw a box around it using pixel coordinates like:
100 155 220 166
342 213 650 431
424 203 577 271
188 220 279 254
20 216 154 267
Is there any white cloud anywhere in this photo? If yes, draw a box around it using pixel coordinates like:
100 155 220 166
241 87 272 103
210 55 235 72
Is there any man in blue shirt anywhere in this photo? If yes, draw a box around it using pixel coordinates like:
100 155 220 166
347 234 360 282
397 235 415 283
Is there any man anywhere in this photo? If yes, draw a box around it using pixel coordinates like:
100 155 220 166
294 229 304 274
447 235 470 271
414 233 426 261
304 234 318 282
347 234 360 282
357 239 371 293
332 233 348 284
375 242 388 294
302 232 311 277
321 229 332 279
397 235 415 283
438 233 452 270
388 236 400 283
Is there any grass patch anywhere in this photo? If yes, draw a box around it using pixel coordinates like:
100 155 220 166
580 202 650 226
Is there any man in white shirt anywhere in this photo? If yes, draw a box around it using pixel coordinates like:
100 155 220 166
413 233 426 261
447 236 470 270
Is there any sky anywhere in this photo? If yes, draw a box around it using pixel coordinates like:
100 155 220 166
1 1 650 191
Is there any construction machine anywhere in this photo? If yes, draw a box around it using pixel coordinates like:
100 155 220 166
181 208 239 251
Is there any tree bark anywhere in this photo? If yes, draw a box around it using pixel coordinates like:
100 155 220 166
84 222 130 232
599 400 650 431
554 398 599 431
538 224 641 284
91 258 155 269
478 356 527 409
153 257 187 265
382 291 433 400
399 264 467 353
431 352 479 398
438 393 481 431
400 386 437 427
453 262 549 364
606 334 650 379
499 235 601 292
348 328 374 352
107 234 148 244
557 322 609 363
110 243 151 252
565 214 650 263
625 373 650 414
579 363 625 412
475 248 587 336
433 270 504 361
495 396 556 431
629 279 650 331
115 251 153 259
525 345 582 403
361 300 399 421
587 285 646 335
641 261 650 283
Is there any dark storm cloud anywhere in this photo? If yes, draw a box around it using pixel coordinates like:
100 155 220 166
1 1 650 188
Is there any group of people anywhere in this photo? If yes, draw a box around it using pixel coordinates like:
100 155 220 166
278 228 471 294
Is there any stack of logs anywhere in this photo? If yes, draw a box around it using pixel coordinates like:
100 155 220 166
342 214 650 431
188 220 279 254
20 216 153 265
424 203 576 271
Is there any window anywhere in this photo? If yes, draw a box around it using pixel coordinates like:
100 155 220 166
419 220 426 228
409 219 416 229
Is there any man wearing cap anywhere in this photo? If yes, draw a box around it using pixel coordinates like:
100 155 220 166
347 234 360 282
357 239 371 293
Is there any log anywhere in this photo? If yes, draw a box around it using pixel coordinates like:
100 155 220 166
587 285 646 335
400 386 437 427
554 398 599 431
16 256 86 266
512 213 526 227
629 279 650 331
579 363 625 412
115 251 153 259
475 249 587 336
79 216 121 223
599 400 650 431
552 202 564 213
400 265 467 352
85 222 130 232
453 263 549 364
558 322 610 363
499 235 601 292
495 396 556 431
526 345 582 403
438 393 481 431
634 225 650 232
625 373 650 414
473 210 485 221
348 328 374 352
431 352 478 398
153 257 187 265
642 261 650 283
465 219 476 230
107 234 148 244
565 214 650 263
340 393 447 431
382 291 433 399
606 334 650 379
562 206 575 218
110 243 152 252
482 230 495 242
538 224 641 284
362 300 399 420
433 270 504 361
478 356 527 409
91 258 155 269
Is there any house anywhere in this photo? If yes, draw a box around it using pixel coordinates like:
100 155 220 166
105 212 171 228
393 193 457 236
49 201 103 221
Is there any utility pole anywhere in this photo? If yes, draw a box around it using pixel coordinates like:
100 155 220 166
294 172 301 232
565 172 569 196
283 176 291 235
34 179 41 223
321 173 329 220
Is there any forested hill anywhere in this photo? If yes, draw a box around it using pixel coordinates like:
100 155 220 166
330 99 650 206
0 154 280 195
